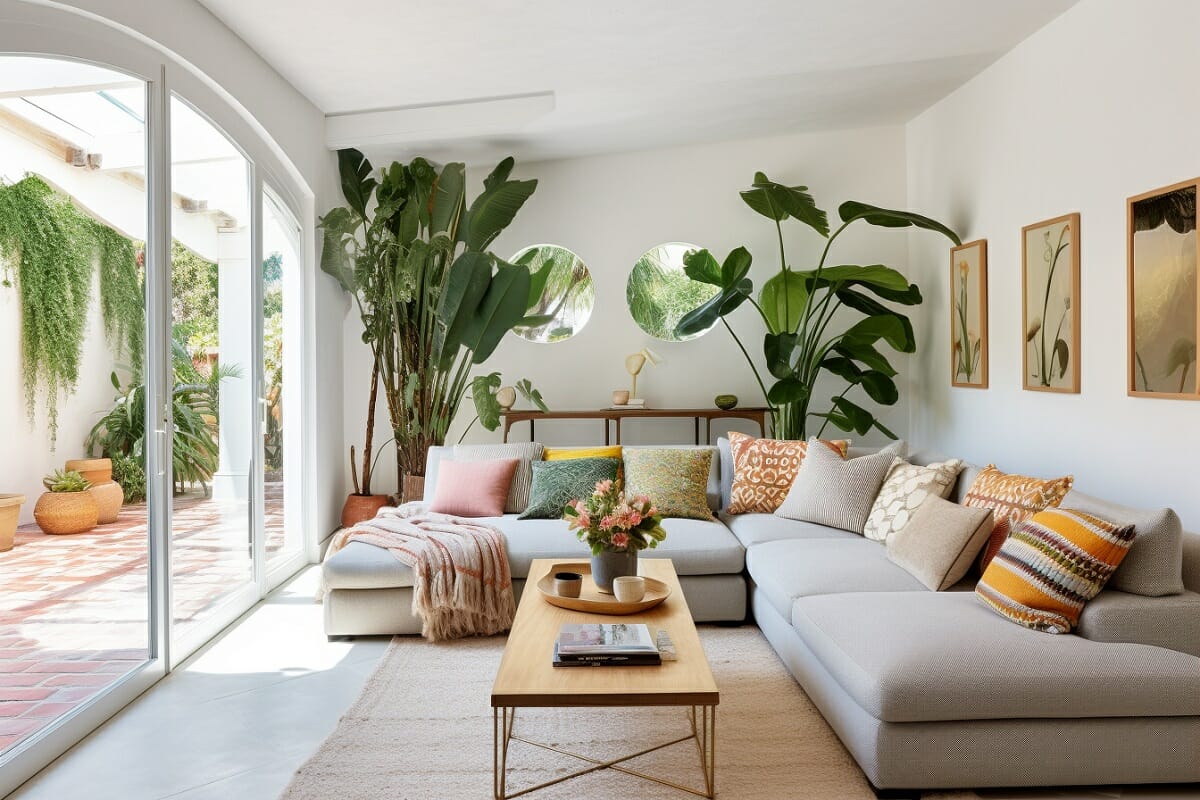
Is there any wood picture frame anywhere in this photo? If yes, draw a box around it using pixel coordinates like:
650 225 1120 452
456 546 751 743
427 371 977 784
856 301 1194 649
1127 178 1200 399
950 239 988 388
1022 213 1081 393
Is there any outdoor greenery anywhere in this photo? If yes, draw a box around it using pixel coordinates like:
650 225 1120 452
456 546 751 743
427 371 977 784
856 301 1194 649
170 241 219 351
111 453 146 504
86 338 239 495
678 172 959 440
321 149 551 494
627 244 719 341
0 175 144 446
511 245 594 342
43 469 91 493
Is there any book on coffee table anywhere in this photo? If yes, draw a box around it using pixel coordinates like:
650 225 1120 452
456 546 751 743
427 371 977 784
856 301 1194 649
553 623 661 666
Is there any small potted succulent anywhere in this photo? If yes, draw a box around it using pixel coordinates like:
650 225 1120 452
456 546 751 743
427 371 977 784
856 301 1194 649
67 457 122 523
34 470 98 535
0 494 25 552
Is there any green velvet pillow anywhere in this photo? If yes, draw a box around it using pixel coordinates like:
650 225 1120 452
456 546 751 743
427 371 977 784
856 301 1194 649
519 457 621 520
623 448 714 520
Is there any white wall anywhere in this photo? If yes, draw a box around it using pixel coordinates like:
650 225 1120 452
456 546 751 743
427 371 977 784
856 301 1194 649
906 0 1200 529
342 125 917 495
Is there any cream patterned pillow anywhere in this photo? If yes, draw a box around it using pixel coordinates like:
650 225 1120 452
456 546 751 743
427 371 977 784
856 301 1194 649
863 458 964 543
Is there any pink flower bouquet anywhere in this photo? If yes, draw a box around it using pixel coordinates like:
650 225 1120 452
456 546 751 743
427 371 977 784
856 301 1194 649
563 478 667 555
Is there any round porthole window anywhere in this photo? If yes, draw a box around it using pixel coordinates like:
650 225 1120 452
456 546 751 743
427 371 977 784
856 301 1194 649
509 244 595 343
626 242 719 341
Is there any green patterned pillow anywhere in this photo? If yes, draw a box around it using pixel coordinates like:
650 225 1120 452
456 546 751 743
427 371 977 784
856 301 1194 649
623 448 714 521
520 458 621 520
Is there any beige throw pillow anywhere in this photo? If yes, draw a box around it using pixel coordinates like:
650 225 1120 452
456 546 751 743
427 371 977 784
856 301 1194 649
863 458 964 543
887 496 993 591
775 439 906 533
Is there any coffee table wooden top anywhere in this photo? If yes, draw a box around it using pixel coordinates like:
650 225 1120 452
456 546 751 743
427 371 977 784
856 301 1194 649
491 558 719 708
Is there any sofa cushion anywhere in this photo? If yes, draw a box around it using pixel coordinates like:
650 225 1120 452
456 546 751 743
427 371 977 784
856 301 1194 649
886 497 992 591
624 445 721 513
775 440 905 532
323 541 415 590
519 457 619 519
864 457 964 543
747 538 927 621
452 442 545 513
719 512 860 548
623 447 714 520
427 458 518 517
790 590 1200 723
725 432 849 514
1077 589 1200 657
976 508 1136 634
493 514 744 578
964 465 1074 571
1061 489 1184 597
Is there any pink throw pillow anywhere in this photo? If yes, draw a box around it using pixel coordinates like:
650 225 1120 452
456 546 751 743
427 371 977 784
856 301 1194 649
427 458 519 517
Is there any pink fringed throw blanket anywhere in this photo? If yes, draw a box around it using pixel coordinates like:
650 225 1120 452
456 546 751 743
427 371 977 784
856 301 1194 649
323 502 515 642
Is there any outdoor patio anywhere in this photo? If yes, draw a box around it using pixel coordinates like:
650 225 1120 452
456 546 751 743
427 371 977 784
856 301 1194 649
0 481 286 753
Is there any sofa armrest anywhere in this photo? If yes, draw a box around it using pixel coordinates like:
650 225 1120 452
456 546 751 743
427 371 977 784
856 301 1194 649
1076 589 1200 657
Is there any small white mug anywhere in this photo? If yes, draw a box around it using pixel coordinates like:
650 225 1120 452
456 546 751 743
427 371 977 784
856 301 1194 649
612 575 646 603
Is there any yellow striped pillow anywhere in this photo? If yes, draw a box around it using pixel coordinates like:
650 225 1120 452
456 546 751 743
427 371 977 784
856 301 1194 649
976 508 1135 633
544 446 623 461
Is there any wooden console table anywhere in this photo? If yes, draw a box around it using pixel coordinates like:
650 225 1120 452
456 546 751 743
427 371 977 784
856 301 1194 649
501 407 770 445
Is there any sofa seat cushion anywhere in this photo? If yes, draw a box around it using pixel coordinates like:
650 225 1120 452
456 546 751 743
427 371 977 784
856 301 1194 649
466 515 744 580
720 512 859 548
790 590 1200 723
747 538 927 620
1077 589 1200 657
323 541 416 590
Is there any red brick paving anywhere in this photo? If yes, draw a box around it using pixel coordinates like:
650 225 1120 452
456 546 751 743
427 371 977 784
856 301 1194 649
0 480 290 754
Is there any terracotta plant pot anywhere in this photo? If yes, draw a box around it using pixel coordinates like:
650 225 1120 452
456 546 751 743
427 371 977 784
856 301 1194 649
65 458 112 486
341 494 390 528
0 494 25 552
89 481 124 524
34 491 98 535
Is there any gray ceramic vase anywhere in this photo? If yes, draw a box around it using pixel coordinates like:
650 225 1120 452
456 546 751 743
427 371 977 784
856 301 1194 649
590 549 638 594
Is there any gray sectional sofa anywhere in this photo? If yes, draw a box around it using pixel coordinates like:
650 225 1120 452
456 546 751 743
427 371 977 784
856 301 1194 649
321 442 1200 792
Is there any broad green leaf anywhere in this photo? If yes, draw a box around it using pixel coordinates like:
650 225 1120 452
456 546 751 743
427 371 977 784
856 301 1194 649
466 262 532 364
811 411 855 433
820 355 862 384
834 341 896 377
841 313 915 353
430 162 466 238
871 416 899 440
767 377 810 405
317 208 356 292
458 157 537 252
434 252 493 366
337 148 376 220
720 246 753 286
764 332 801 379
525 257 556 309
838 201 961 246
801 264 910 293
759 271 809 333
682 248 723 286
515 378 549 412
860 371 899 405
831 396 873 435
835 289 915 349
740 172 829 237
471 372 503 431
676 278 752 338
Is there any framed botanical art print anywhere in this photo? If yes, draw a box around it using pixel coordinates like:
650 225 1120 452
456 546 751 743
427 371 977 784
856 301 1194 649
950 239 988 388
1022 213 1080 393
1127 178 1199 399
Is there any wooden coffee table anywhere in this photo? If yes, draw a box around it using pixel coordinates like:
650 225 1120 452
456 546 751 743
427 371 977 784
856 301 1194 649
491 558 719 798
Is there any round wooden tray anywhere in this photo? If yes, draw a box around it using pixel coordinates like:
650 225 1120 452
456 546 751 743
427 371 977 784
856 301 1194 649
536 561 671 615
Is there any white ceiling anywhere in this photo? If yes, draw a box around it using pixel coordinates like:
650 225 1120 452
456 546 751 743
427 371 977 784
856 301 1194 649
199 0 1075 164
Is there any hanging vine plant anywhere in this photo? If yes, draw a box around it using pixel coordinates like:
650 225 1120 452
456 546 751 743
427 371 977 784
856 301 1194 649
0 174 144 447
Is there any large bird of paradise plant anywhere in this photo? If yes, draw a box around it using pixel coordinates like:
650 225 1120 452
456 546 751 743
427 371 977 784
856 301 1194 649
320 150 552 496
677 172 959 440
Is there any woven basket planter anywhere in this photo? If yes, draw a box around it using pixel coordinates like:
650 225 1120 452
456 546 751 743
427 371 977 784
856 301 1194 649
0 494 24 552
65 458 113 486
89 480 124 524
34 491 98 535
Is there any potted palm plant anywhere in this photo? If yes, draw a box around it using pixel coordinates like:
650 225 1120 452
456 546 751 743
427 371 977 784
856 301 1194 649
34 470 98 535
321 150 553 501
0 494 25 552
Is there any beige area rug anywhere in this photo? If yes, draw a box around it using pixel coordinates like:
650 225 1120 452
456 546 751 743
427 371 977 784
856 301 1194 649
281 626 978 800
